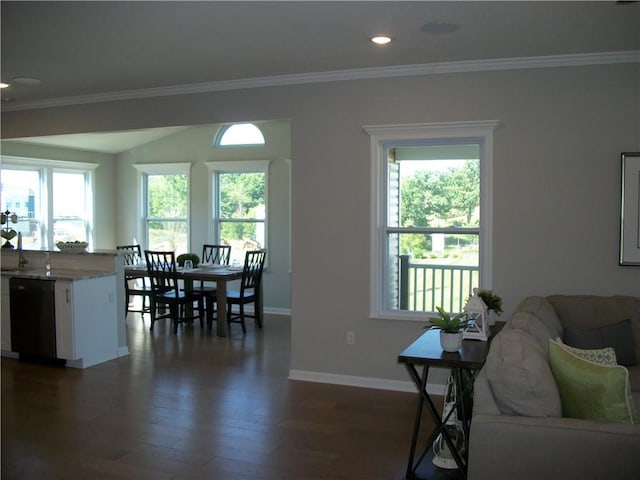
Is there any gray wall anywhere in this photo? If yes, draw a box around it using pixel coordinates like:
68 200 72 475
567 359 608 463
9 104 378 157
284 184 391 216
2 62 639 387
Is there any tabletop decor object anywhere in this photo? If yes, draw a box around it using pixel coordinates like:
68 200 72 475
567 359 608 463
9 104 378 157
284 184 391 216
56 241 88 253
432 375 466 469
463 288 489 341
177 253 200 268
1 210 19 249
429 306 471 352
477 289 503 325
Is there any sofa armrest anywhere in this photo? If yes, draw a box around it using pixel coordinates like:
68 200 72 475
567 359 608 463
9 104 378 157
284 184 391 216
468 414 640 480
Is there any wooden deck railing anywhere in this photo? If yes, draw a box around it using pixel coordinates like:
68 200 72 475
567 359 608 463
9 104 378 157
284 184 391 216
399 255 479 313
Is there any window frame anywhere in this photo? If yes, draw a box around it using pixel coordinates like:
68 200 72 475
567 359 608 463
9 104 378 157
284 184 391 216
206 160 270 263
363 121 499 320
133 162 191 253
1 155 97 250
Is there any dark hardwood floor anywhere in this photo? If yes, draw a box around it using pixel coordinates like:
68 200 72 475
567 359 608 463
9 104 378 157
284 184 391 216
2 311 439 479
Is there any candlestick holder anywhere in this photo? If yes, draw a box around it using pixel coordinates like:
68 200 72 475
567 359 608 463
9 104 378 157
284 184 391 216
1 210 19 249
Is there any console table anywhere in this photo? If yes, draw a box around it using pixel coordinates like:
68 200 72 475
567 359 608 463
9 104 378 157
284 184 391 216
398 327 497 480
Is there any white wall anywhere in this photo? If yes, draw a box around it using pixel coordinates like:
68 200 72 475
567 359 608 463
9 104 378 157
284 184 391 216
2 62 639 388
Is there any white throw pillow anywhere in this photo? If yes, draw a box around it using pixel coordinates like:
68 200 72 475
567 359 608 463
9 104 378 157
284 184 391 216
485 329 562 417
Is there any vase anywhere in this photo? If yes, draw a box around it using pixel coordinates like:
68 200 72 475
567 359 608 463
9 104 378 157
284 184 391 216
440 331 463 352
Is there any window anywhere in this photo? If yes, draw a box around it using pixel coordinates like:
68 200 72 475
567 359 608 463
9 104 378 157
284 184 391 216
0 157 96 250
134 163 190 254
364 121 499 319
214 123 265 146
53 172 91 245
208 161 269 265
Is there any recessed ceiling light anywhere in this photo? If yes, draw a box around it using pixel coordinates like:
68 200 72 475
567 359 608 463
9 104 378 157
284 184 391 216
0 83 10 89
371 35 392 45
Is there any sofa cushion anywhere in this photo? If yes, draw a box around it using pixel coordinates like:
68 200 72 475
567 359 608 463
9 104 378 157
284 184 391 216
548 339 637 424
485 329 562 417
503 311 555 353
514 296 564 339
564 319 636 366
547 295 640 362
629 365 640 393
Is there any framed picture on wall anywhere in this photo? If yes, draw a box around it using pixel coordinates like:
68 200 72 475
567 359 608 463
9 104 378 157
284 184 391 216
620 152 640 266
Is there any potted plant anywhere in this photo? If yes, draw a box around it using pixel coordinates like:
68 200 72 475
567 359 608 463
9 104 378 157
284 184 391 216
477 290 503 325
428 306 472 352
176 253 200 268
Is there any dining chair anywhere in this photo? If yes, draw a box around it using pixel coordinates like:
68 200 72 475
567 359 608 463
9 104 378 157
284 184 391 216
116 244 152 319
201 244 232 266
226 249 267 334
144 250 205 333
194 244 232 327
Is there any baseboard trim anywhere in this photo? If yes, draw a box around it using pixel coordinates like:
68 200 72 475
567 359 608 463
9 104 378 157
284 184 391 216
234 305 290 316
264 307 291 316
117 346 130 358
288 369 447 396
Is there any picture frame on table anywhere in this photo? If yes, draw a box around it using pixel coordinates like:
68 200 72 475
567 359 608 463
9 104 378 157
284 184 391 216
620 152 640 266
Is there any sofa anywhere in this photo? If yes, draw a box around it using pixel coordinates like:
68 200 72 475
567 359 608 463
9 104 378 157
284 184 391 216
468 295 640 480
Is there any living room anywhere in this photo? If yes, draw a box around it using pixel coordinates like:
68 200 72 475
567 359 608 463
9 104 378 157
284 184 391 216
2 1 638 390
1 2 639 478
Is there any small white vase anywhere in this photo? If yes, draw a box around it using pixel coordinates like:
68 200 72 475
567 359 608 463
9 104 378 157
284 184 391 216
440 331 463 352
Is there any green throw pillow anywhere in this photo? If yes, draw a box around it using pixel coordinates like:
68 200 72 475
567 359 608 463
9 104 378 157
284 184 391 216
548 339 637 423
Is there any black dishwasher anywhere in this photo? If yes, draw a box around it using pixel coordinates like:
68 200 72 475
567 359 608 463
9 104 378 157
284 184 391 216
10 277 57 360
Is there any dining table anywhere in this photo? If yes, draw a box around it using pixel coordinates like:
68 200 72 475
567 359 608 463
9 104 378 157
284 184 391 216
124 263 251 337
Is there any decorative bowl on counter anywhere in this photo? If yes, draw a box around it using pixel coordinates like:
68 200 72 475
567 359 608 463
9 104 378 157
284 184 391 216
56 241 88 253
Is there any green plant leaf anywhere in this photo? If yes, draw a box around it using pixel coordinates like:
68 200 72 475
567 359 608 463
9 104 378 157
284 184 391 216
428 307 470 333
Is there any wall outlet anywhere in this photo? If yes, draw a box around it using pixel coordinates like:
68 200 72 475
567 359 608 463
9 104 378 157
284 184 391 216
346 330 355 345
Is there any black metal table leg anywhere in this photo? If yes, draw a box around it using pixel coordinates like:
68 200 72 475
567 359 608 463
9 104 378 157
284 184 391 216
404 363 429 479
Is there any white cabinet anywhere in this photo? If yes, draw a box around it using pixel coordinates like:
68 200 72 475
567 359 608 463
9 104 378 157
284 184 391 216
1 272 119 368
54 276 118 368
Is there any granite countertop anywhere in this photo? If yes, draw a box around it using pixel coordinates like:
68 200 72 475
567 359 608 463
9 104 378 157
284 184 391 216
0 269 116 281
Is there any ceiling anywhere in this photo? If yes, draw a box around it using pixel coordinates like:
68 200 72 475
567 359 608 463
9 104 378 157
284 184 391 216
1 1 639 153
4 126 192 155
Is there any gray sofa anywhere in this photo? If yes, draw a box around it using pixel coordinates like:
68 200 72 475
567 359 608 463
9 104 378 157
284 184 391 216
468 295 640 480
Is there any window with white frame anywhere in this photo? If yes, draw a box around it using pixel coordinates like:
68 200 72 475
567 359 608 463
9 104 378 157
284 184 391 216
364 121 499 319
207 161 269 265
134 163 190 254
0 157 96 250
214 123 265 146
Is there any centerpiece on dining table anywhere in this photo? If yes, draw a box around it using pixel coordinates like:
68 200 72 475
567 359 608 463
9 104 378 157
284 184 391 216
177 253 199 269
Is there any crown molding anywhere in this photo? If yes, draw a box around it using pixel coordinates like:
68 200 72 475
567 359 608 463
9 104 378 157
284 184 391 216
3 50 638 112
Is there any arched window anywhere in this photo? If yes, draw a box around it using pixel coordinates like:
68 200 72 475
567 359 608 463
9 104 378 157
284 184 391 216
214 123 265 146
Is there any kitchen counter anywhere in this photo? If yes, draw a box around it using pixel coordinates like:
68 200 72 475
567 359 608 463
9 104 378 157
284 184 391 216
1 248 129 367
1 268 116 281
